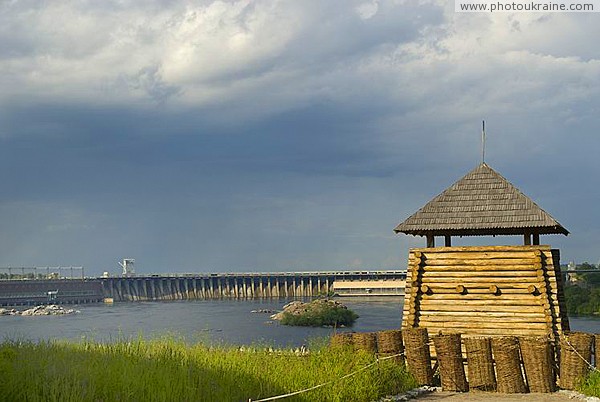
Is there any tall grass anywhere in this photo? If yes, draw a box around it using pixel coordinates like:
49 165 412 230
0 337 416 402
578 370 600 397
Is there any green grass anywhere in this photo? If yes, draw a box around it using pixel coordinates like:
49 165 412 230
280 306 359 327
0 337 416 402
578 370 600 397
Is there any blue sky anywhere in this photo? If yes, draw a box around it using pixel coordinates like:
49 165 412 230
1 1 599 275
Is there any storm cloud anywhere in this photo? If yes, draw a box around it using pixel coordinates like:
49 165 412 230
1 1 599 274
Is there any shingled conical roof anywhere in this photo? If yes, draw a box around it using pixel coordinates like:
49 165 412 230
394 163 568 237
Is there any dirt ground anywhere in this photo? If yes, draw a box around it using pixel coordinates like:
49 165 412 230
415 390 595 401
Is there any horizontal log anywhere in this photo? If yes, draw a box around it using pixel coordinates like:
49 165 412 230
418 282 541 289
408 305 552 320
411 245 551 253
421 271 541 278
416 320 549 330
419 315 551 324
418 288 538 295
415 327 551 337
422 259 542 266
419 310 551 319
420 295 542 302
419 252 539 260
421 265 543 272
417 303 545 313
420 295 541 303
420 277 541 284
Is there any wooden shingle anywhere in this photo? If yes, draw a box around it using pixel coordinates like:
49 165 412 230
394 163 568 237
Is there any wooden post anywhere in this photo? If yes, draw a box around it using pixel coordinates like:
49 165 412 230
533 233 540 245
445 235 451 247
426 235 435 248
524 233 531 245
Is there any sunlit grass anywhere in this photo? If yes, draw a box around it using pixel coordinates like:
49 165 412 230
0 337 416 402
578 370 600 397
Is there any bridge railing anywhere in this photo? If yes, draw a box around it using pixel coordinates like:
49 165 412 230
101 270 407 279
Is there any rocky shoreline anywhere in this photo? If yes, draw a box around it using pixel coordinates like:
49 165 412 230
0 305 80 316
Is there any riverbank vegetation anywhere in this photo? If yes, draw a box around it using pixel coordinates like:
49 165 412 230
281 306 358 327
564 262 600 315
578 371 600 397
278 299 359 327
0 337 416 401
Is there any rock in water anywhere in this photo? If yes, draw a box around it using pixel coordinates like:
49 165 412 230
18 305 79 316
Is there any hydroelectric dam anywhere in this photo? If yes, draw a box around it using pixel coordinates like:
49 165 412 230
0 270 407 305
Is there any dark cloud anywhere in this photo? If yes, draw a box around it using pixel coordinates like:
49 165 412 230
0 1 599 274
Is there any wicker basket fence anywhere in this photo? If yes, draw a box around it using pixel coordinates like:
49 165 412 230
433 333 468 392
464 337 496 391
559 332 594 390
520 336 556 393
492 336 527 393
329 329 599 394
352 332 377 354
330 332 354 349
376 330 405 364
403 327 434 386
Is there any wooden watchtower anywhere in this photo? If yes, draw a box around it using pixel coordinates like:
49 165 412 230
395 163 570 339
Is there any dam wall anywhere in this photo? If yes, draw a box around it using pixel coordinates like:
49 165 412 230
100 271 407 301
0 271 407 304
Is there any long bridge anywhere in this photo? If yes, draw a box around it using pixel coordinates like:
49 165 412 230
0 270 407 306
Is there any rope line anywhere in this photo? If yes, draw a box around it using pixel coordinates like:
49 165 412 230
563 336 599 374
248 352 405 402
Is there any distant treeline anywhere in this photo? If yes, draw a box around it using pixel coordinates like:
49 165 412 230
564 262 600 315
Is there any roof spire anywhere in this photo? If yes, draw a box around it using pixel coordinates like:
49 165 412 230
481 120 486 164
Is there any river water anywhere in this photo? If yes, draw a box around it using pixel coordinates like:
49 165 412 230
2 298 599 347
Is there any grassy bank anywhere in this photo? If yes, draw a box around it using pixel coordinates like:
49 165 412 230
0 337 416 402
578 371 600 397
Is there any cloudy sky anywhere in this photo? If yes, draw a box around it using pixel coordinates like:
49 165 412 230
1 0 599 276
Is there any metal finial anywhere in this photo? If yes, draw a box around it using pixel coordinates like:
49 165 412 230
481 120 486 164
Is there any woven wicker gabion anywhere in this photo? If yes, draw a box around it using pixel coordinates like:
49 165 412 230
403 327 433 386
492 337 527 393
559 332 594 390
464 337 496 391
352 332 377 354
330 332 353 349
376 330 405 363
519 336 556 393
433 333 468 392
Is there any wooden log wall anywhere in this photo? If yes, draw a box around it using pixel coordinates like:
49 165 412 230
402 245 569 339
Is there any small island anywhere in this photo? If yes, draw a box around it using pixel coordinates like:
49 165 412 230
271 299 358 327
